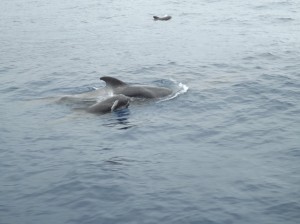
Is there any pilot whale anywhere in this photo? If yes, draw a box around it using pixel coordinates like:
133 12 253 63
153 15 172 21
87 94 130 114
100 76 173 99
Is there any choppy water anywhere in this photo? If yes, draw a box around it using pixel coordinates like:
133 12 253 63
1 0 300 223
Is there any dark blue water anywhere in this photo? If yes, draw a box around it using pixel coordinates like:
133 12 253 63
1 0 300 223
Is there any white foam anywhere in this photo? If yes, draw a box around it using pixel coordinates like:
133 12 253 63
157 82 189 103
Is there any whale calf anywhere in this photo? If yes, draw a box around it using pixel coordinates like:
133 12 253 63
100 76 173 99
87 94 130 114
153 15 172 21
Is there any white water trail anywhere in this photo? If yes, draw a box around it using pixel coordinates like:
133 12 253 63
157 82 189 103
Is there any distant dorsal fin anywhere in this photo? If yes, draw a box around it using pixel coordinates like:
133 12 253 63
100 76 127 88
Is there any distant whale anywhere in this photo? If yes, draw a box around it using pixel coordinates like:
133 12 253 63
153 15 172 21
100 76 173 99
87 94 130 114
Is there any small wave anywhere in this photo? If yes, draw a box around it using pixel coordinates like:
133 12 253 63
276 17 294 22
258 52 280 60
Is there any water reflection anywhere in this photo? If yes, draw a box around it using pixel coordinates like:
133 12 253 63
104 108 135 130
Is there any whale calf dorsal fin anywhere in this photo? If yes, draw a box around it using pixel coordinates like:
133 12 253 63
100 76 127 88
111 100 119 112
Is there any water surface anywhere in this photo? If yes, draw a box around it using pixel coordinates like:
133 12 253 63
1 0 300 223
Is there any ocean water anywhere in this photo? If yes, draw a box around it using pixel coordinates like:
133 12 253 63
1 0 300 223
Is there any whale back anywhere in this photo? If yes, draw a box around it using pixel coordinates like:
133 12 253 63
100 76 173 98
153 15 172 21
100 76 127 88
87 94 130 114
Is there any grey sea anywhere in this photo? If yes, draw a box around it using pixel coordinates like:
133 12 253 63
1 0 300 224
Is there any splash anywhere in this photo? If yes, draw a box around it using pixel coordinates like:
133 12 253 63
157 82 189 103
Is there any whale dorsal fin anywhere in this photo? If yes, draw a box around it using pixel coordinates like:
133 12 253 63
111 100 119 112
100 76 127 88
